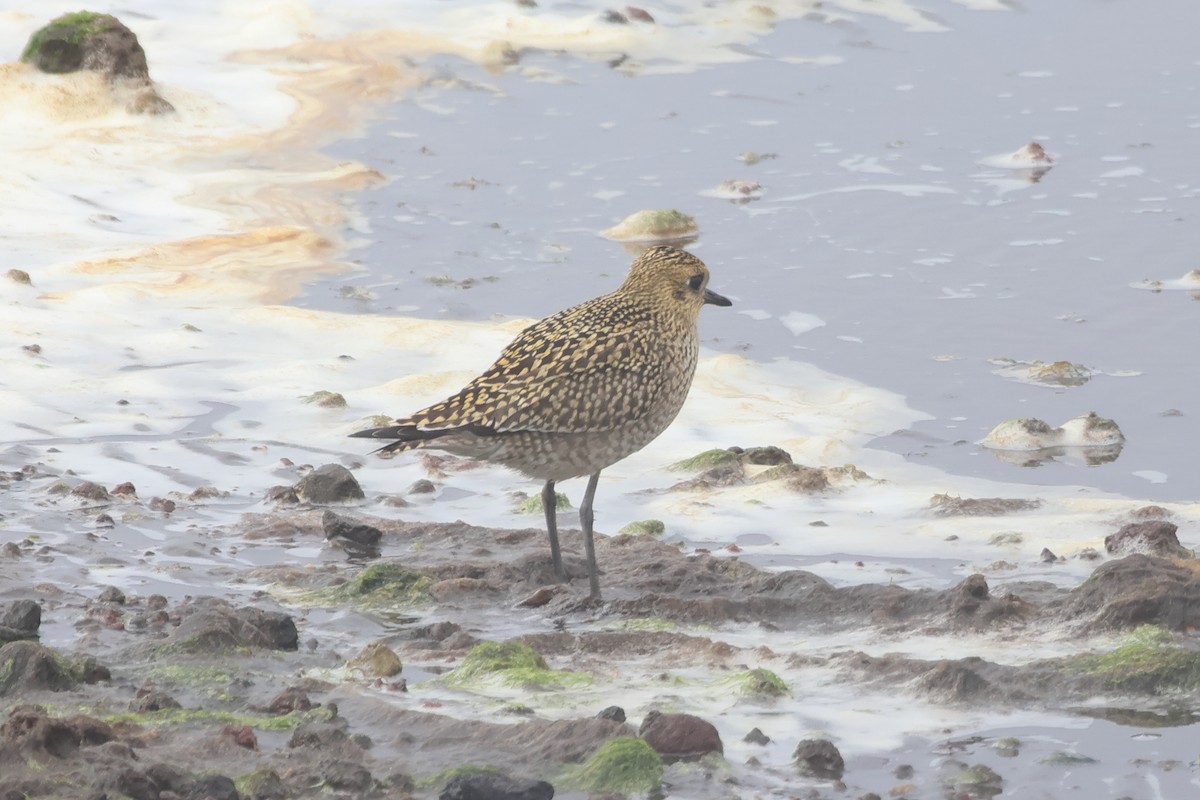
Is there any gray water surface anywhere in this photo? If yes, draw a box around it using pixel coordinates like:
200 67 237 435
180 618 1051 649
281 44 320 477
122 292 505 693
305 0 1200 502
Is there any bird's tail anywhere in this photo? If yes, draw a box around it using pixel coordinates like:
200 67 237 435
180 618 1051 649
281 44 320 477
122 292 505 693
349 423 455 455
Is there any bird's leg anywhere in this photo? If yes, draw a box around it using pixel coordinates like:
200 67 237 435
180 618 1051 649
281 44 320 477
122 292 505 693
579 471 602 600
542 480 565 580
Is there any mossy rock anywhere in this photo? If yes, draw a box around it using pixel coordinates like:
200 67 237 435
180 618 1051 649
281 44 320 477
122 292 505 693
444 641 590 690
617 617 676 632
22 12 148 80
1069 625 1200 693
326 562 433 608
713 667 790 699
515 491 572 514
302 390 347 408
668 448 740 472
563 736 663 793
617 519 665 536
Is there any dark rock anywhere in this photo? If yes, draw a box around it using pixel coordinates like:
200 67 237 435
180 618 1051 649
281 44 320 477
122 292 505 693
1060 555 1200 632
146 763 191 795
112 481 137 496
265 485 300 505
23 13 145 79
187 775 239 800
117 768 161 800
1105 521 1190 559
408 478 437 494
743 727 770 745
99 585 126 604
322 509 382 554
132 691 181 712
0 642 87 695
0 599 41 642
793 738 845 779
596 705 626 723
71 481 111 502
440 773 554 800
323 762 375 792
740 446 793 465
165 598 298 653
237 768 287 800
0 706 114 761
294 463 365 503
289 721 350 750
268 686 313 714
1040 548 1059 563
638 711 722 761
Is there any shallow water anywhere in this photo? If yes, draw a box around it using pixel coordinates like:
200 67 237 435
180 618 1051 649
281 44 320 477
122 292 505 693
3 1 1200 798
309 0 1200 502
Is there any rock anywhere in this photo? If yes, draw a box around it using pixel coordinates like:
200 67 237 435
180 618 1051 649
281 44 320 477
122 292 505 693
596 705 626 723
0 642 93 695
638 711 722 761
348 641 403 677
739 445 792 466
409 478 437 494
322 509 382 554
265 485 299 505
236 768 287 800
1104 521 1190 559
269 686 313 714
187 775 239 800
0 705 115 758
743 727 771 745
160 598 298 653
439 773 554 800
295 463 365 503
1060 555 1200 632
98 585 126 604
117 769 160 800
0 599 41 642
70 481 111 502
929 494 1041 516
131 690 181 712
793 738 845 779
6 268 32 285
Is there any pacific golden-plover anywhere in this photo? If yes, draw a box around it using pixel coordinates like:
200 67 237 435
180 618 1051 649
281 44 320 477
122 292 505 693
352 245 731 599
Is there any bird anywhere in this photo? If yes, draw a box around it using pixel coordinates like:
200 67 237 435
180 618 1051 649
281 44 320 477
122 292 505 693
351 245 731 600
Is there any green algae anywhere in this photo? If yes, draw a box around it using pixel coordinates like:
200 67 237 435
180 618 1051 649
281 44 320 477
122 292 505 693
617 519 665 536
311 562 433 608
235 768 287 799
563 736 663 794
713 667 790 699
21 11 113 62
667 448 739 472
444 641 590 690
420 765 504 789
99 705 333 731
1070 625 1200 693
514 491 572 514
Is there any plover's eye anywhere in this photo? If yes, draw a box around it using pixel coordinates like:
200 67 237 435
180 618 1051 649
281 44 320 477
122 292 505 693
687 273 704 292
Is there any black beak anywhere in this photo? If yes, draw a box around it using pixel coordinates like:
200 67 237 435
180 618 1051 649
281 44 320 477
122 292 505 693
703 288 732 307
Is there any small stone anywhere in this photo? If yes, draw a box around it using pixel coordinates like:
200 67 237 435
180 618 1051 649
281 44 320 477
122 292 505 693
348 641 403 677
269 686 313 714
5 269 31 285
439 773 554 800
408 479 437 495
596 705 626 723
793 738 845 779
98 586 126 604
639 711 722 761
743 727 770 745
294 463 365 503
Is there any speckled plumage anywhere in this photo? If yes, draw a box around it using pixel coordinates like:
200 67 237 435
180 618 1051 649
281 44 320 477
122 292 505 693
352 245 731 598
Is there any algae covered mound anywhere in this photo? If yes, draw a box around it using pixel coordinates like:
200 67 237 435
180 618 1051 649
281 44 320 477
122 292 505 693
445 641 590 690
564 736 664 794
